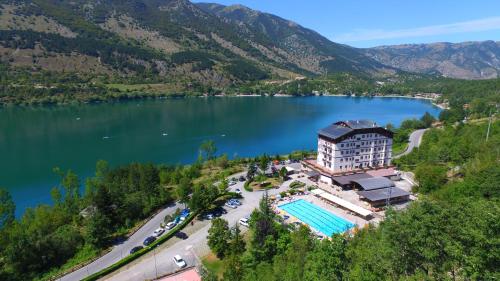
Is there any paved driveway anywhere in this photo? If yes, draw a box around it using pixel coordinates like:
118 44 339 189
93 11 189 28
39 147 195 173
104 175 284 281
60 203 182 281
394 129 427 158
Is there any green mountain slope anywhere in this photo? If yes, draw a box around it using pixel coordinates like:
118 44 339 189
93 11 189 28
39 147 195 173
0 0 395 87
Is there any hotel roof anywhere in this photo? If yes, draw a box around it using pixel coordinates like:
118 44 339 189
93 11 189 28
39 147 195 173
318 120 390 141
358 187 410 202
352 177 395 191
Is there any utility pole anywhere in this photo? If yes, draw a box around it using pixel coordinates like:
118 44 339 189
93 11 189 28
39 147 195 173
486 108 493 141
386 185 392 208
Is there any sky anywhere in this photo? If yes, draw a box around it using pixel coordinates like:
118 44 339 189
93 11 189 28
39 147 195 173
192 0 500 47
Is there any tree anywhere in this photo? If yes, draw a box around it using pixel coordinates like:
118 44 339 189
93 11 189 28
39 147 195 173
223 254 243 281
279 167 288 181
258 154 269 173
216 154 229 168
247 163 257 180
415 164 448 193
420 112 436 128
85 211 111 248
176 177 192 207
0 188 15 229
219 177 229 193
207 218 231 259
249 192 278 262
200 140 217 160
229 224 246 255
273 225 313 281
304 235 347 281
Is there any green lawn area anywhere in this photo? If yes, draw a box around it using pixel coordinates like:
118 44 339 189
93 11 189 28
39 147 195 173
202 253 225 278
392 141 408 155
250 177 281 190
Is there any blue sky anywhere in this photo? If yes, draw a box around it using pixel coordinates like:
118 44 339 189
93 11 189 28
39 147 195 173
192 0 500 47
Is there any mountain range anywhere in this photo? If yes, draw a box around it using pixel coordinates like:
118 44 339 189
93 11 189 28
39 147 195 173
0 0 498 84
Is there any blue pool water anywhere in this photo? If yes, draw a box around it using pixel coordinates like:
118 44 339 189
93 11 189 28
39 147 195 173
279 199 354 236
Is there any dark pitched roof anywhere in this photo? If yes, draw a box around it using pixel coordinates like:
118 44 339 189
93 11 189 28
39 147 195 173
358 187 410 202
332 173 373 186
318 120 392 141
351 177 395 191
336 120 378 129
318 125 352 140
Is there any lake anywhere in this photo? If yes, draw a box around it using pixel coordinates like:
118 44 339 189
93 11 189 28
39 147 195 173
0 96 440 216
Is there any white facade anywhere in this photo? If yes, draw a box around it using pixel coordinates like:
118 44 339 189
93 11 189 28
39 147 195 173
317 132 392 173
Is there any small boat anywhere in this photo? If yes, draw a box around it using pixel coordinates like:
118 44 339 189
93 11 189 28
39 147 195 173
221 134 226 137
76 117 81 121
162 133 168 136
103 136 110 139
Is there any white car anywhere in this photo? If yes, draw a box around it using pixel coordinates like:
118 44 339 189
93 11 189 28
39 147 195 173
229 181 237 186
166 222 176 230
239 218 249 227
173 255 187 268
153 228 165 237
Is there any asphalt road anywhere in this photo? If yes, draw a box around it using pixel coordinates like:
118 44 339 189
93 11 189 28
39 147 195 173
104 173 286 281
394 129 427 159
60 202 182 281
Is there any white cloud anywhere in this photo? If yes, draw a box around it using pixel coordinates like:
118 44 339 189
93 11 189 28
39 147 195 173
332 17 500 43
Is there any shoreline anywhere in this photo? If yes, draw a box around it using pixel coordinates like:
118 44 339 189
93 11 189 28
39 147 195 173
0 92 447 110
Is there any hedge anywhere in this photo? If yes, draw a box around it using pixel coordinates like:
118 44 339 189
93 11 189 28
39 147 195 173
81 213 197 281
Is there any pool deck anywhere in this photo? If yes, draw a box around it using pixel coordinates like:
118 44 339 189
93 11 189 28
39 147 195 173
274 193 371 231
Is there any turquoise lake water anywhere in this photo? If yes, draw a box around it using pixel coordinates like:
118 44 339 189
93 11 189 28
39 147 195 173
0 96 440 215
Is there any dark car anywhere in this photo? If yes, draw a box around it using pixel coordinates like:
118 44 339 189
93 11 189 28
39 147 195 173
175 231 188 240
143 236 156 246
238 176 246 182
130 246 143 254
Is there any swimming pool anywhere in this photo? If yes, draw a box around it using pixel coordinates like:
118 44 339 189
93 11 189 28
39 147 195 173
279 199 354 236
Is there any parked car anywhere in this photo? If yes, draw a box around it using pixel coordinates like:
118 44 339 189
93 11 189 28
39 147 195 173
229 199 241 206
173 255 187 268
206 213 214 220
229 180 237 186
175 231 188 240
129 246 143 254
239 218 249 227
153 228 165 237
225 202 237 209
213 207 227 217
166 222 177 229
238 176 246 182
143 236 156 246
234 188 242 194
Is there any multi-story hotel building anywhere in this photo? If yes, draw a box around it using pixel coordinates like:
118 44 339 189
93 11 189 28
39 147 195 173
317 120 393 173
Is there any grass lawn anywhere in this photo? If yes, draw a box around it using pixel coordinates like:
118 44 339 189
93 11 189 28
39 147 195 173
202 253 225 278
392 141 408 155
193 164 245 184
250 177 281 190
